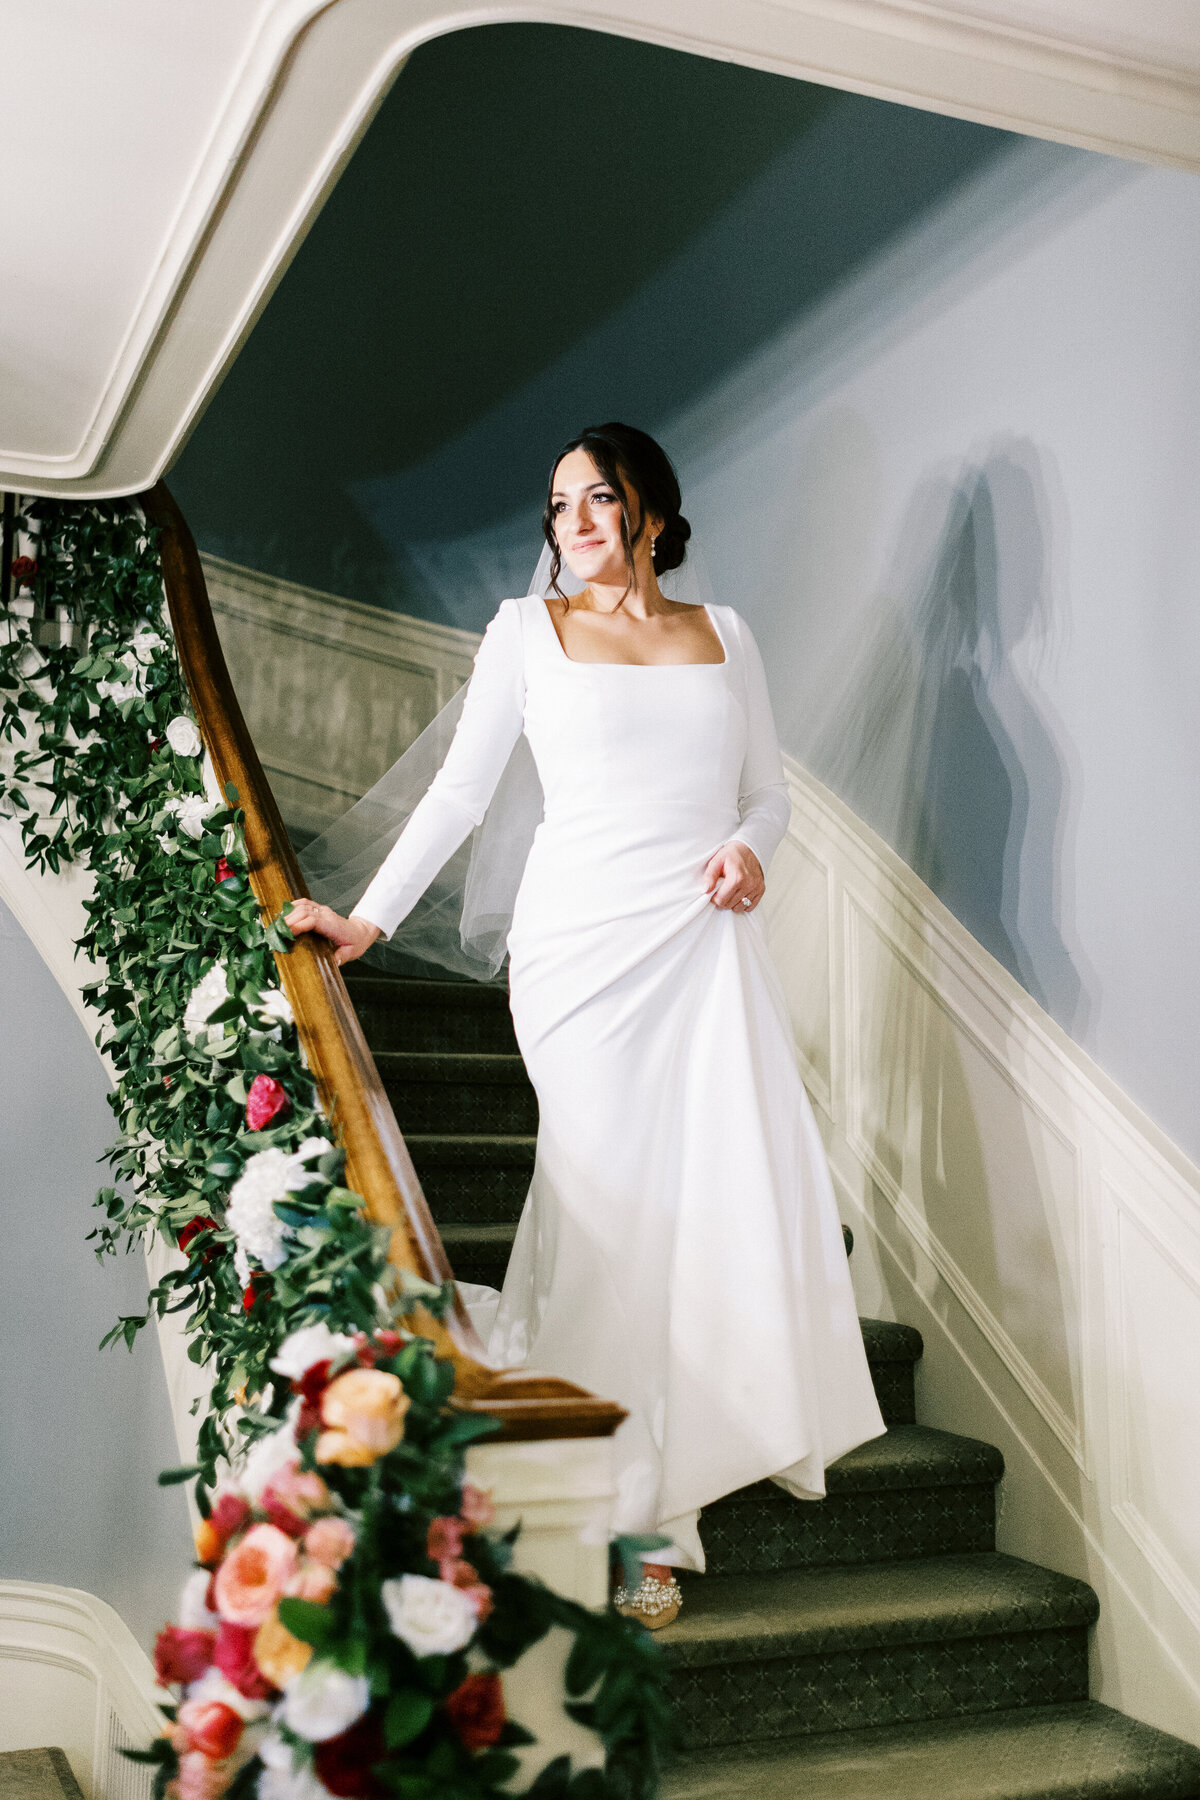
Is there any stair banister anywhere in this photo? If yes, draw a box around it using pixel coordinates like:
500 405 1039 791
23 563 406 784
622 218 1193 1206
142 481 624 1443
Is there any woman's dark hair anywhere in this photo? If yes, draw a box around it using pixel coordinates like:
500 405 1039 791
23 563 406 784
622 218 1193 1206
541 421 692 606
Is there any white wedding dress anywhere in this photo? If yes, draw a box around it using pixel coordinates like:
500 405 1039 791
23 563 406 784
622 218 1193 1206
354 591 885 1570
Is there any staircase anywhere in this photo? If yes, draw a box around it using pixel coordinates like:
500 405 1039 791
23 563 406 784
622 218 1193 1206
344 962 1200 1800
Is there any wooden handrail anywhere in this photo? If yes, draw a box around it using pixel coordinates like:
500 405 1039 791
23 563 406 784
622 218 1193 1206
143 482 625 1443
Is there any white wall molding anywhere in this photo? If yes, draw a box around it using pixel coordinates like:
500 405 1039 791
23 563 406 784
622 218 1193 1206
0 1583 163 1800
5 0 1200 497
769 754 1200 1744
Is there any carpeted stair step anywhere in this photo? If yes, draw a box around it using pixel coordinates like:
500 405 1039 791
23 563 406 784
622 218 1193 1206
401 1132 535 1226
376 1050 538 1135
0 1749 85 1798
440 1223 520 1292
662 1701 1200 1799
699 1424 1002 1574
343 971 517 1055
858 1318 922 1426
662 1552 1099 1752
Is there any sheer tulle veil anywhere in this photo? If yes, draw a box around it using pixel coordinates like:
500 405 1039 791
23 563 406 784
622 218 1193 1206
297 539 715 982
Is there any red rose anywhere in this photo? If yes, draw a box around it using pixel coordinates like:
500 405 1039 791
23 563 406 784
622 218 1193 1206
242 1274 269 1313
312 1710 388 1798
154 1625 215 1686
444 1673 505 1752
246 1074 289 1132
209 1493 252 1545
10 556 36 586
178 1216 219 1260
215 857 235 883
178 1698 244 1761
292 1359 332 1441
212 1621 275 1700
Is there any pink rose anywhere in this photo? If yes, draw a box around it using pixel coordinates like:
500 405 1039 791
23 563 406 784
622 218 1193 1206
177 1699 243 1760
210 1494 252 1545
154 1626 215 1686
285 1559 337 1604
246 1074 290 1131
175 1750 231 1800
427 1516 464 1565
304 1517 356 1570
212 1621 275 1700
261 1464 330 1538
212 1523 297 1627
458 1484 496 1531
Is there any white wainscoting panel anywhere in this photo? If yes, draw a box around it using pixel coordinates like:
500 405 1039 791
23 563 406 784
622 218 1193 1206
0 1584 162 1800
771 763 1200 1747
201 555 480 835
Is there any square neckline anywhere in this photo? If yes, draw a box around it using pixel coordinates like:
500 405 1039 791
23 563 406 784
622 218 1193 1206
537 594 728 668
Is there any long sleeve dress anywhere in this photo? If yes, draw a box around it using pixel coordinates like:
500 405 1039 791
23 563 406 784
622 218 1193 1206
354 592 885 1570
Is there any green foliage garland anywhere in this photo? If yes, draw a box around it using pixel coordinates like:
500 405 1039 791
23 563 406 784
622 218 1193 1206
0 498 671 1799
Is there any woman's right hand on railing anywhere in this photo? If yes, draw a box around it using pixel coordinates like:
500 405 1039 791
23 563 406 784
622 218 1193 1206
285 899 382 967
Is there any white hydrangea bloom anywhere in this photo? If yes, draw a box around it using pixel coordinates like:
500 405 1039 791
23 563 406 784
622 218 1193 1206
183 961 231 1049
269 1323 358 1382
226 1147 306 1273
253 986 295 1033
166 715 203 757
381 1574 478 1657
281 1662 370 1742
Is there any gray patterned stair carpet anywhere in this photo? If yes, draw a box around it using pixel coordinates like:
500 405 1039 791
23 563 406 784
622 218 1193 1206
0 1749 84 1799
344 962 1200 1800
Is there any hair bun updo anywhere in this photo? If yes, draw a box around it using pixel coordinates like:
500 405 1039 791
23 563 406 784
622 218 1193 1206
652 509 691 576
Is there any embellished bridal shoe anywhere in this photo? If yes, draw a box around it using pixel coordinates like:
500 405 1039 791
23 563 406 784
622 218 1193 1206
613 1572 683 1630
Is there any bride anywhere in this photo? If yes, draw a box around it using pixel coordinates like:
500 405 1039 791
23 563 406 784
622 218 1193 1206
285 422 886 1628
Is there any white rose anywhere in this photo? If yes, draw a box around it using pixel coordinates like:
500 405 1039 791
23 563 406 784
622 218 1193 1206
183 961 231 1049
130 628 166 662
166 793 216 841
184 1665 272 1723
256 1732 331 1800
166 715 202 757
381 1574 478 1657
253 986 295 1033
97 672 141 704
280 1662 370 1742
269 1323 357 1382
236 1411 302 1502
177 1569 220 1632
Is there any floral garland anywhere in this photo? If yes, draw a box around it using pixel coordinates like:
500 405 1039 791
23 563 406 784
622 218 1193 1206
0 499 670 1800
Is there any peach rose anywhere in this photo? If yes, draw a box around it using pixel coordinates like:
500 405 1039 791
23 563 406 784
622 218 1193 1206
212 1524 298 1627
316 1369 409 1467
253 1607 313 1688
286 1559 337 1605
304 1517 356 1570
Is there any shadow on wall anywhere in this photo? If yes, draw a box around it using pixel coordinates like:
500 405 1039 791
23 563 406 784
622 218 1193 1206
812 439 1095 1039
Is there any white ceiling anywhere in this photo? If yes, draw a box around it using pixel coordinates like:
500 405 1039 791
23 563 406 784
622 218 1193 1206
4 0 1199 498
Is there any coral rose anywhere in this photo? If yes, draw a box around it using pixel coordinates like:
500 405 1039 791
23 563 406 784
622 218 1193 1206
439 1559 493 1623
253 1608 313 1688
154 1626 215 1686
213 1524 297 1627
286 1559 337 1605
261 1464 330 1537
304 1517 356 1570
316 1370 409 1467
177 1698 243 1760
444 1673 506 1752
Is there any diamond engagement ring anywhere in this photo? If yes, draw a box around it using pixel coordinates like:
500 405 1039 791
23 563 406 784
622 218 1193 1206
741 898 752 908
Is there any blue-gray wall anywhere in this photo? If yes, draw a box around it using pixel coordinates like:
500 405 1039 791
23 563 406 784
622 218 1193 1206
0 898 189 1647
169 26 1200 1167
